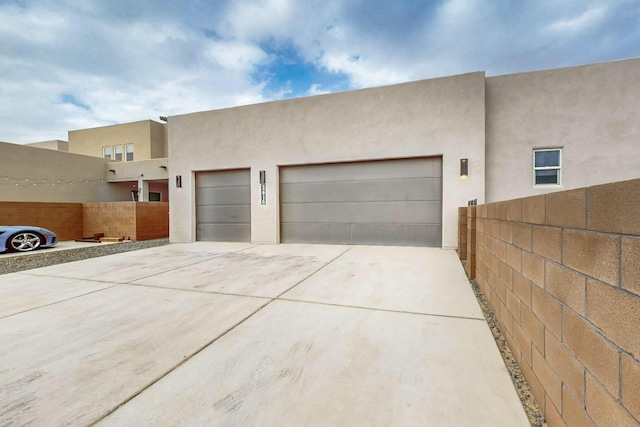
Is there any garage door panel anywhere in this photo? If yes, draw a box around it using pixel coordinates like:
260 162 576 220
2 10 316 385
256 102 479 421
280 159 438 184
349 223 442 247
197 224 251 242
281 201 441 224
197 187 251 206
280 157 442 247
197 205 251 224
280 178 441 203
197 170 250 188
197 169 251 242
280 223 352 245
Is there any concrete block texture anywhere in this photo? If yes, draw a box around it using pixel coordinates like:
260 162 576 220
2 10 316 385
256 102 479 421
622 237 640 296
588 178 640 235
545 262 586 315
562 386 596 427
465 177 640 427
532 347 562 408
521 250 544 288
532 225 562 263
513 223 532 251
586 374 638 427
586 279 640 360
522 195 546 225
622 355 640 421
531 285 561 338
545 330 585 403
520 306 543 351
563 310 619 397
562 230 620 287
546 188 586 229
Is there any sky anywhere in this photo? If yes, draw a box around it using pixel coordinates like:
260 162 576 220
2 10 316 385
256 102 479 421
1 0 639 144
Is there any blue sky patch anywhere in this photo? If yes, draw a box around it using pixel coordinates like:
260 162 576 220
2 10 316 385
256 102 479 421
61 94 90 110
253 40 349 98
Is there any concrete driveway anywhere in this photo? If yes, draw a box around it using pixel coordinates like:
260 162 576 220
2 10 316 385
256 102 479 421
0 243 529 426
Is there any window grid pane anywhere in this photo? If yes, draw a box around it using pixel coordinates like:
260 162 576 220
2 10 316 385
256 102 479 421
533 148 561 186
125 144 134 161
535 169 559 185
535 150 560 167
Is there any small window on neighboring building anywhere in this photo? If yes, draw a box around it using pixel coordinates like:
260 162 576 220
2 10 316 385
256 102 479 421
149 192 161 202
102 146 112 159
534 148 561 185
114 145 123 161
125 144 134 161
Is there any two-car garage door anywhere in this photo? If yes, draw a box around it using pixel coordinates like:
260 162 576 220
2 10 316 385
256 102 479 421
280 157 442 247
196 158 442 246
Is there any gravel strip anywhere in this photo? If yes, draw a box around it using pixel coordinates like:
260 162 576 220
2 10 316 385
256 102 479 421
0 239 169 275
469 278 545 427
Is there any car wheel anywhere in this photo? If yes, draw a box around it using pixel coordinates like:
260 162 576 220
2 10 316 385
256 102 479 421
8 232 42 252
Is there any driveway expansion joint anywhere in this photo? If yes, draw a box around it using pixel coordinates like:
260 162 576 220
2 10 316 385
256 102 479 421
0 284 120 320
276 297 486 321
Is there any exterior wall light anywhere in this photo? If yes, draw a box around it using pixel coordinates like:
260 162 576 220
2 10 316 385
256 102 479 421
460 158 469 178
259 170 266 205
175 175 182 188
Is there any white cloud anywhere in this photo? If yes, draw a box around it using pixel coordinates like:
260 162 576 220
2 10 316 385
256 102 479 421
0 0 639 144
203 40 269 72
546 5 607 35
306 84 330 96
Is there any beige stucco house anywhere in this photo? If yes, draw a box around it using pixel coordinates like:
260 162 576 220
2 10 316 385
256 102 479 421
168 57 640 249
68 119 170 201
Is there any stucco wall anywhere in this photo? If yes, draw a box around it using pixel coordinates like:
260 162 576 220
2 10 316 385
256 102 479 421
485 57 640 203
25 140 69 152
150 121 168 159
462 179 640 426
69 120 166 161
0 142 131 202
169 72 486 248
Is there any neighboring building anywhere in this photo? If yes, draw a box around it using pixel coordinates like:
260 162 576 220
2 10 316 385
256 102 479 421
66 119 170 201
68 119 168 161
25 140 69 152
0 141 133 203
168 57 640 249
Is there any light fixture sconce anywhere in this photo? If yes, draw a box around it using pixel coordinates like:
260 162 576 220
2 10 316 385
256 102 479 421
109 169 116 173
460 158 469 178
259 170 266 205
175 175 182 188
159 165 167 169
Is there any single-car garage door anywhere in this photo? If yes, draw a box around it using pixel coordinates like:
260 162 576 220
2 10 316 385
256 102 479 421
196 169 251 242
280 157 442 247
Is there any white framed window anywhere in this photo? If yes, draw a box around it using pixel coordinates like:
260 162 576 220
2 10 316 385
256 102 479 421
125 144 134 161
102 146 112 159
114 145 123 161
533 148 562 186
